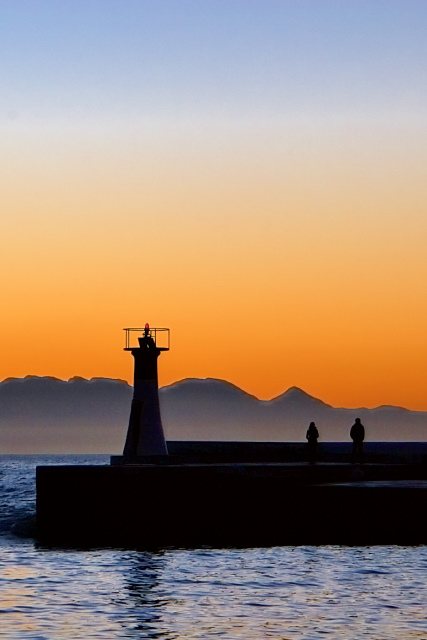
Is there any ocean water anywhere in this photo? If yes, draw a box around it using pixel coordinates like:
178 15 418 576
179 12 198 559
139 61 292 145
0 456 426 639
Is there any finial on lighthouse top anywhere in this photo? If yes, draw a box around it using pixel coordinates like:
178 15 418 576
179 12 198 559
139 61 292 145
124 325 170 351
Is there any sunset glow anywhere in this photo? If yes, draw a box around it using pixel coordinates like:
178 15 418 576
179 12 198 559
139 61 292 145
1 1 427 409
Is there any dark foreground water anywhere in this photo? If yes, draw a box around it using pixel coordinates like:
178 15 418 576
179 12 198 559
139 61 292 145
0 456 426 639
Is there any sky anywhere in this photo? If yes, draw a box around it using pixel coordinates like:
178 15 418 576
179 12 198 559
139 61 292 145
1 0 427 409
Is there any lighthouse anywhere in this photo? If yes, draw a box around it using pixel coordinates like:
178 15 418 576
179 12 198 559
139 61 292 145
122 324 169 459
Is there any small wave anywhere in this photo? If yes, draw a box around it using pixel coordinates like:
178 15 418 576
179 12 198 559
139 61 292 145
10 514 37 539
355 569 391 575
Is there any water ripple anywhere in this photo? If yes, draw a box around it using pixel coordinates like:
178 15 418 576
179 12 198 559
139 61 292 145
1 456 427 638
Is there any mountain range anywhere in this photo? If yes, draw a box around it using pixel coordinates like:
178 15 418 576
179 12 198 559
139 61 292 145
0 376 426 453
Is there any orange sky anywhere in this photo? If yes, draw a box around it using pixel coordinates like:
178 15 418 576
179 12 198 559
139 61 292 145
1 117 427 410
1 3 427 410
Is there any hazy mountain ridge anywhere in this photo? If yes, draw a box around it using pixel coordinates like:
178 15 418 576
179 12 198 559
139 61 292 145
160 379 427 443
0 376 426 452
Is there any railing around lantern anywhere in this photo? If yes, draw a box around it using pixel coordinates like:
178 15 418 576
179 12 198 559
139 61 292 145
124 327 170 351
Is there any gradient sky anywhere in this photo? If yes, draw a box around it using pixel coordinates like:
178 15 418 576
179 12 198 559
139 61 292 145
1 1 427 409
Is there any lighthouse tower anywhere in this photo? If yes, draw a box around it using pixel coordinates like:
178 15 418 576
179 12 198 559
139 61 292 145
122 324 169 459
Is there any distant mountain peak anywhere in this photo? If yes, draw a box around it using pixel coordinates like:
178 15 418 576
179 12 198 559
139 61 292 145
284 386 307 396
160 377 259 401
374 404 410 412
272 386 332 407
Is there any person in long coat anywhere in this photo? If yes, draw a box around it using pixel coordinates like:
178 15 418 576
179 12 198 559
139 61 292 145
306 421 319 464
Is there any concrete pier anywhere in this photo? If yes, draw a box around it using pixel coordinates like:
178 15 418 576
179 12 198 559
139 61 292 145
36 459 427 547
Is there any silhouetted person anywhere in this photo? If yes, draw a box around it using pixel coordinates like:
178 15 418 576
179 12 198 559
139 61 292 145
306 421 319 464
350 418 365 463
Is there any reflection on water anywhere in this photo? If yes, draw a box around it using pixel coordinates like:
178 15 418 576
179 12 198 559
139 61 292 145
1 456 427 639
1 543 427 639
119 552 168 638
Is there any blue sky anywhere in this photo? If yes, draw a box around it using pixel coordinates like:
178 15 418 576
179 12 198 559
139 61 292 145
1 1 427 124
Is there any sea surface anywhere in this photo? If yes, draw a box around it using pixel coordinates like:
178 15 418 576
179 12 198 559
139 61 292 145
0 455 426 639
